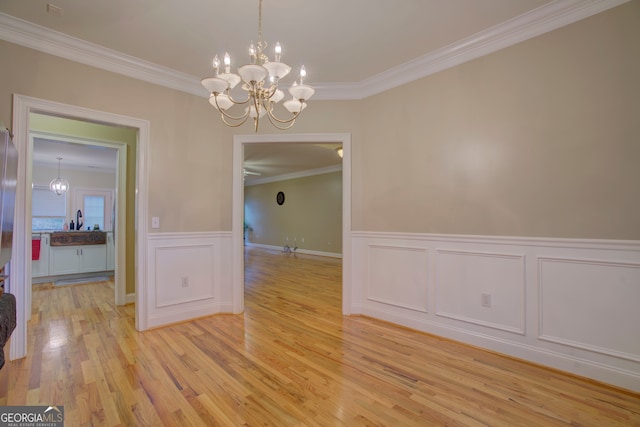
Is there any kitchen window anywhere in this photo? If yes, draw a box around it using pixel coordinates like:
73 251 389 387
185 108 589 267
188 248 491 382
32 186 66 231
75 189 114 231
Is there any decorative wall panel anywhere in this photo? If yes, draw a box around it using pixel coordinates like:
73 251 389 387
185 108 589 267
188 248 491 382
367 245 428 312
435 250 525 334
539 257 640 362
351 232 640 391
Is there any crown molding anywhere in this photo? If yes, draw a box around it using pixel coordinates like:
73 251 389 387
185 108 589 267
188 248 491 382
244 165 342 187
352 0 631 99
0 0 630 101
0 12 205 97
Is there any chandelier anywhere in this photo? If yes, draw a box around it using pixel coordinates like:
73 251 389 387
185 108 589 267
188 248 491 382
49 157 69 195
201 0 314 132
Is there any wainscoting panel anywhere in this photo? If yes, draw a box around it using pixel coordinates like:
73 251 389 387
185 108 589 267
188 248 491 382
435 250 525 334
539 257 640 362
154 245 215 308
366 245 429 312
350 232 640 392
146 232 233 328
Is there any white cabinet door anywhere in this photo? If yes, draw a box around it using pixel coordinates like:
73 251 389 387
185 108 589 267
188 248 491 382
32 234 50 278
49 246 81 275
49 245 107 275
81 245 107 273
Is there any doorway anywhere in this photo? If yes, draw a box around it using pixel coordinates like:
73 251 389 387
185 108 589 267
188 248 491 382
231 133 352 315
10 94 150 361
30 127 120 294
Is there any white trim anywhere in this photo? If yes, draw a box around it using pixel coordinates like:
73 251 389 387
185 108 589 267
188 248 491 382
356 0 632 99
245 242 342 259
351 231 640 251
10 94 149 362
233 133 351 315
0 13 203 98
244 164 341 187
0 0 630 100
351 231 640 391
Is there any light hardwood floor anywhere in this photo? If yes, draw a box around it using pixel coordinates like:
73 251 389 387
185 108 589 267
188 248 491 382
1 247 639 426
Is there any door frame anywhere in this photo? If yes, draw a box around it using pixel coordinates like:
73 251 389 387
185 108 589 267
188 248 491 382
231 133 352 314
29 130 122 304
10 94 150 360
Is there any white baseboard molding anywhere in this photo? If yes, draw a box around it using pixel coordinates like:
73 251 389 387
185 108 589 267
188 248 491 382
125 293 136 305
361 305 640 393
351 231 640 392
246 242 342 259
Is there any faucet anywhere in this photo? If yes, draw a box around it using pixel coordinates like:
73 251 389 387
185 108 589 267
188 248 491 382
76 209 83 231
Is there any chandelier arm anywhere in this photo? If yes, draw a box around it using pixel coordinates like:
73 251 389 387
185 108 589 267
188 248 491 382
218 106 251 123
225 90 252 106
211 93 252 123
219 111 251 128
265 112 297 130
265 102 303 125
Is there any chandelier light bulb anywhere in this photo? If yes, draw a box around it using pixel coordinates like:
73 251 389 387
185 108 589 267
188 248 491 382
275 42 282 62
299 65 306 84
224 52 231 73
249 42 257 63
212 55 220 75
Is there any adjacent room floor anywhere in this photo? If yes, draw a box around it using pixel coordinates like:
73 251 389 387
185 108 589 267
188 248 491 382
0 247 638 425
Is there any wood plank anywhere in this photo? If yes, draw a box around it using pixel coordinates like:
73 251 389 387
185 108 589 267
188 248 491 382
0 247 638 426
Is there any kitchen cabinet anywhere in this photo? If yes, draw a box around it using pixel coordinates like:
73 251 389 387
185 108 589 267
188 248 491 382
32 233 50 278
49 244 107 276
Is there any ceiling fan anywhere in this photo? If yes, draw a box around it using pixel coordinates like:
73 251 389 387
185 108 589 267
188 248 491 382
243 168 262 180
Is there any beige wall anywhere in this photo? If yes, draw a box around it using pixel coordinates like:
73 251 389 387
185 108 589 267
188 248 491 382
244 172 342 253
1 1 638 242
360 2 640 239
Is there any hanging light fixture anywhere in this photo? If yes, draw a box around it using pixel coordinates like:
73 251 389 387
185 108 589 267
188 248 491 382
49 157 69 195
201 0 315 132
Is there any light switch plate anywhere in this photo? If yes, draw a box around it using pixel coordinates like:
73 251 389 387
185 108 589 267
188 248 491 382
151 216 160 229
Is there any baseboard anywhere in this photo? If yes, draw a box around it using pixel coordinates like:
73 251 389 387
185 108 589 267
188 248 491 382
351 232 640 392
246 242 342 258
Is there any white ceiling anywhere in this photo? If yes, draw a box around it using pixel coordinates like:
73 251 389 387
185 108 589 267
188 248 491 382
1 0 624 182
0 0 552 84
32 137 118 172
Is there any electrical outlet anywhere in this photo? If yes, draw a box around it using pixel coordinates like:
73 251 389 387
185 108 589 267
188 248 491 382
181 276 189 288
481 293 491 308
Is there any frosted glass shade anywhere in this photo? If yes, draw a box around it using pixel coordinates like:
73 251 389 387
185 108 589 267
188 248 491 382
209 94 233 110
270 89 285 104
284 98 307 114
201 77 229 94
238 64 268 83
218 72 241 89
288 84 315 101
49 177 69 195
264 62 291 80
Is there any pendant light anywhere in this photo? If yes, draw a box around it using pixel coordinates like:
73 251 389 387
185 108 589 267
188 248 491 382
49 157 69 195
